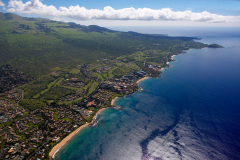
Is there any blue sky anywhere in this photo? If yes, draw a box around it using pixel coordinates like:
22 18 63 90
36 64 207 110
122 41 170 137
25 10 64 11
0 0 240 26
5 0 239 15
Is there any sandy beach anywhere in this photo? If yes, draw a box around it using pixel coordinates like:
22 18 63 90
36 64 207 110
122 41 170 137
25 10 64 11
136 77 150 84
49 108 107 159
49 57 175 159
160 67 165 72
49 57 173 159
160 55 176 72
111 97 118 106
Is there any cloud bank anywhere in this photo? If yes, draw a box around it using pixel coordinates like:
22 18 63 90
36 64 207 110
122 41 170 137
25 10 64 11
0 0 5 7
5 0 240 23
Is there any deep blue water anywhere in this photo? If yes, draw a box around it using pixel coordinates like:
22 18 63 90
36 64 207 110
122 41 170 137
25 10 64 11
55 27 240 160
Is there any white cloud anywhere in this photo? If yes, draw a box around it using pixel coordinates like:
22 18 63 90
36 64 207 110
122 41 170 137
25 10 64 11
0 0 5 7
6 0 240 23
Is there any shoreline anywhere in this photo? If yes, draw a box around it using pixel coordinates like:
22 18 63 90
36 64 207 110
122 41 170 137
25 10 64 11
49 107 108 159
111 97 118 106
49 54 177 159
160 55 176 72
160 67 165 72
136 77 150 84
50 122 89 159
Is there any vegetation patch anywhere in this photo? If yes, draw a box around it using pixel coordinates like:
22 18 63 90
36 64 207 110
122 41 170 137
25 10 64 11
41 86 75 100
19 99 47 111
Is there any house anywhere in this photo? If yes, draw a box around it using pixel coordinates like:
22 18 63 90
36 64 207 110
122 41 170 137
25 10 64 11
86 100 96 107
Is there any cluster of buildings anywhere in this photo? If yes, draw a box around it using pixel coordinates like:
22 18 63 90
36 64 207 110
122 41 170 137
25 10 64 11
113 81 136 93
69 105 94 118
59 90 85 101
94 65 114 73
0 58 162 159
0 103 86 159
40 106 83 132
144 64 163 77
0 65 32 93
0 126 36 159
0 98 25 123
92 89 114 104
1 127 20 143
2 141 40 159
6 89 24 101
61 78 85 88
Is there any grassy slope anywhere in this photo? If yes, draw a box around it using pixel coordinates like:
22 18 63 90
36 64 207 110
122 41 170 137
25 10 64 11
0 12 207 78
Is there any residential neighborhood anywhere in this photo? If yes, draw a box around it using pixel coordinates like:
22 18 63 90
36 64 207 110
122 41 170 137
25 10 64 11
0 57 165 159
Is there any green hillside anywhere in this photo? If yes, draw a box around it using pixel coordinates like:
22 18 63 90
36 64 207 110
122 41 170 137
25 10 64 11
0 12 208 78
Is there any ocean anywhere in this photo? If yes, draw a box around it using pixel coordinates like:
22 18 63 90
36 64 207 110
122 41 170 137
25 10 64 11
55 27 240 160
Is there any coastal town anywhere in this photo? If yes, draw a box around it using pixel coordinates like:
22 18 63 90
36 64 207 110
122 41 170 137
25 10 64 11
0 56 168 160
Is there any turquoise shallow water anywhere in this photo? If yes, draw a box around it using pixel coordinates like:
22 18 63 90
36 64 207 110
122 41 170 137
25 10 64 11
56 28 240 160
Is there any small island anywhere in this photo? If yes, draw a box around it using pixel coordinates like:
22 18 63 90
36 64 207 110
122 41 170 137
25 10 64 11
208 43 224 48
